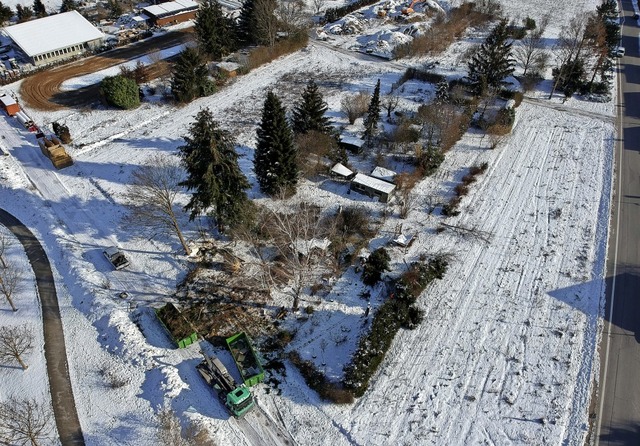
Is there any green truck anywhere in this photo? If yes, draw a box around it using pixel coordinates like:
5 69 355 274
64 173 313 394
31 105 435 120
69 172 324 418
225 332 265 387
196 353 255 418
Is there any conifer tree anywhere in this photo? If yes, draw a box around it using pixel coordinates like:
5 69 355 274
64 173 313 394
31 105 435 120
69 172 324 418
195 0 236 61
362 79 381 144
16 4 32 22
171 47 215 103
291 80 332 135
237 0 257 45
467 20 515 95
179 108 252 231
0 2 12 24
59 0 77 13
32 0 46 17
254 91 298 196
434 79 450 104
237 0 277 46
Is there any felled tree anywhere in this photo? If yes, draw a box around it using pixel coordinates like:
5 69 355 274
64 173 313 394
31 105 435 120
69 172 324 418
100 75 140 109
179 108 252 232
195 0 236 61
254 91 298 196
362 79 381 145
466 19 515 95
291 80 332 135
171 47 215 103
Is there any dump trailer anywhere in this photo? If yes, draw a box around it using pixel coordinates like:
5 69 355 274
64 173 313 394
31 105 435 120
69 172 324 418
196 353 255 417
226 332 265 387
36 133 73 169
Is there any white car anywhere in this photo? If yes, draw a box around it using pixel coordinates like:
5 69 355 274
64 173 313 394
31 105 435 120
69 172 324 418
103 247 130 270
614 46 625 57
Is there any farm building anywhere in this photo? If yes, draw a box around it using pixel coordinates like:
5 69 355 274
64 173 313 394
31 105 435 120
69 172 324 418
141 0 199 27
350 173 396 203
1 11 104 67
0 94 19 116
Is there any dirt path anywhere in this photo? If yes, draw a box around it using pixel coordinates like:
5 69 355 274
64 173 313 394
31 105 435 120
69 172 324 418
20 28 194 111
0 208 85 446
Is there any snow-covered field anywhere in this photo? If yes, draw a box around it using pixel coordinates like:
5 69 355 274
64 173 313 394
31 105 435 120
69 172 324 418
0 0 613 444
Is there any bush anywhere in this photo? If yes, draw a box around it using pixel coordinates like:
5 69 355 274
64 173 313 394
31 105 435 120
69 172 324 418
335 206 374 239
100 75 140 110
523 17 536 30
362 247 390 286
245 34 309 71
288 351 354 404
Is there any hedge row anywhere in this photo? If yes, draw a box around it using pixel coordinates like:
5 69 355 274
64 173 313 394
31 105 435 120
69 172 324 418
343 256 448 396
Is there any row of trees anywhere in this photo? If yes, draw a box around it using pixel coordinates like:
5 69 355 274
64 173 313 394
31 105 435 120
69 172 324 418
0 0 82 24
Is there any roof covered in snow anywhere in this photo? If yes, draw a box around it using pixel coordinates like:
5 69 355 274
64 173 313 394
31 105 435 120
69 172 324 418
351 173 396 194
370 166 397 183
3 11 104 57
142 0 198 18
340 135 365 148
331 162 354 177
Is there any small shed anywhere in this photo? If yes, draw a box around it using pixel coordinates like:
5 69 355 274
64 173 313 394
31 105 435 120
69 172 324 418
370 166 397 184
330 162 354 180
350 173 396 203
0 94 20 116
339 135 365 153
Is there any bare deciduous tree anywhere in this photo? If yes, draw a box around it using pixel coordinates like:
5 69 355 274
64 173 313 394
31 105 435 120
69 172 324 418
0 325 33 369
124 154 191 255
276 0 308 36
513 16 549 76
341 92 370 125
382 94 400 119
0 230 14 268
549 13 591 99
255 0 279 47
0 397 52 446
311 0 325 15
0 261 24 311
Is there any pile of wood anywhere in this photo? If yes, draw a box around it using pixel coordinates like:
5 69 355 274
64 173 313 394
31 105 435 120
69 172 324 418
36 134 73 169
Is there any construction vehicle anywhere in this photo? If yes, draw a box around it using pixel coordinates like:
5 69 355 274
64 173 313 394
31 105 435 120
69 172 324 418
36 131 73 169
401 0 424 14
196 353 255 417
226 332 265 387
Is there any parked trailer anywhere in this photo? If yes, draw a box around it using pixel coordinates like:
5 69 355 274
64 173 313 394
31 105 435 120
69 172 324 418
196 353 255 418
225 332 265 387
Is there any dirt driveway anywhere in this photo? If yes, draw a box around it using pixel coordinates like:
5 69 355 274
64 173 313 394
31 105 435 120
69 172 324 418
20 28 193 111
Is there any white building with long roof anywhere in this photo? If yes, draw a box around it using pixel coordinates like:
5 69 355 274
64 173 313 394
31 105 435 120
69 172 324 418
2 11 104 66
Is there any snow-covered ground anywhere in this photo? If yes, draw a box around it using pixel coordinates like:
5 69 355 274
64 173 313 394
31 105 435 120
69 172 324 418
0 0 613 444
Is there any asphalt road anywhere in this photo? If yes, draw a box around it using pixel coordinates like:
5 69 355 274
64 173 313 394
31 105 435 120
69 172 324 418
0 209 85 445
596 1 640 444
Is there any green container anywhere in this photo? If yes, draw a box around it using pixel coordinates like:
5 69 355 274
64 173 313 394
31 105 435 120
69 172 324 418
226 332 265 387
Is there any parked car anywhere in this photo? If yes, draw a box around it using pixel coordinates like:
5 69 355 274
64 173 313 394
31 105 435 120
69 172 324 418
103 247 130 270
614 46 625 57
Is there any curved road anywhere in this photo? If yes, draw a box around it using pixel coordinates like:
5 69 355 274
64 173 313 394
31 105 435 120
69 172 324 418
596 1 640 444
0 209 84 446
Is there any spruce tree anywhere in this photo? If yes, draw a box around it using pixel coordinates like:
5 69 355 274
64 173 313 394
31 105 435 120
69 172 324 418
237 0 277 46
171 47 215 103
195 0 236 61
236 0 257 45
16 4 32 22
291 80 332 135
59 0 77 13
467 20 515 95
179 108 252 231
362 79 381 144
0 2 12 24
32 0 46 17
434 80 450 104
254 91 298 196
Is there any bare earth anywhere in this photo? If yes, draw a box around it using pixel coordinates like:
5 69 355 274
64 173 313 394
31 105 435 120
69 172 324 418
20 29 193 111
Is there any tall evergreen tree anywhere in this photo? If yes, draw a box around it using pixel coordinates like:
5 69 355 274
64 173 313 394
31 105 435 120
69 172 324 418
291 80 332 135
362 79 381 144
16 4 32 22
32 0 46 17
0 2 12 24
254 91 298 196
179 108 252 231
171 47 215 103
59 0 77 13
237 0 257 45
467 20 515 95
195 0 236 61
237 0 277 46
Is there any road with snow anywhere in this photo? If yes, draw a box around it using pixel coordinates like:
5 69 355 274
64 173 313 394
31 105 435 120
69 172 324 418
596 1 640 444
